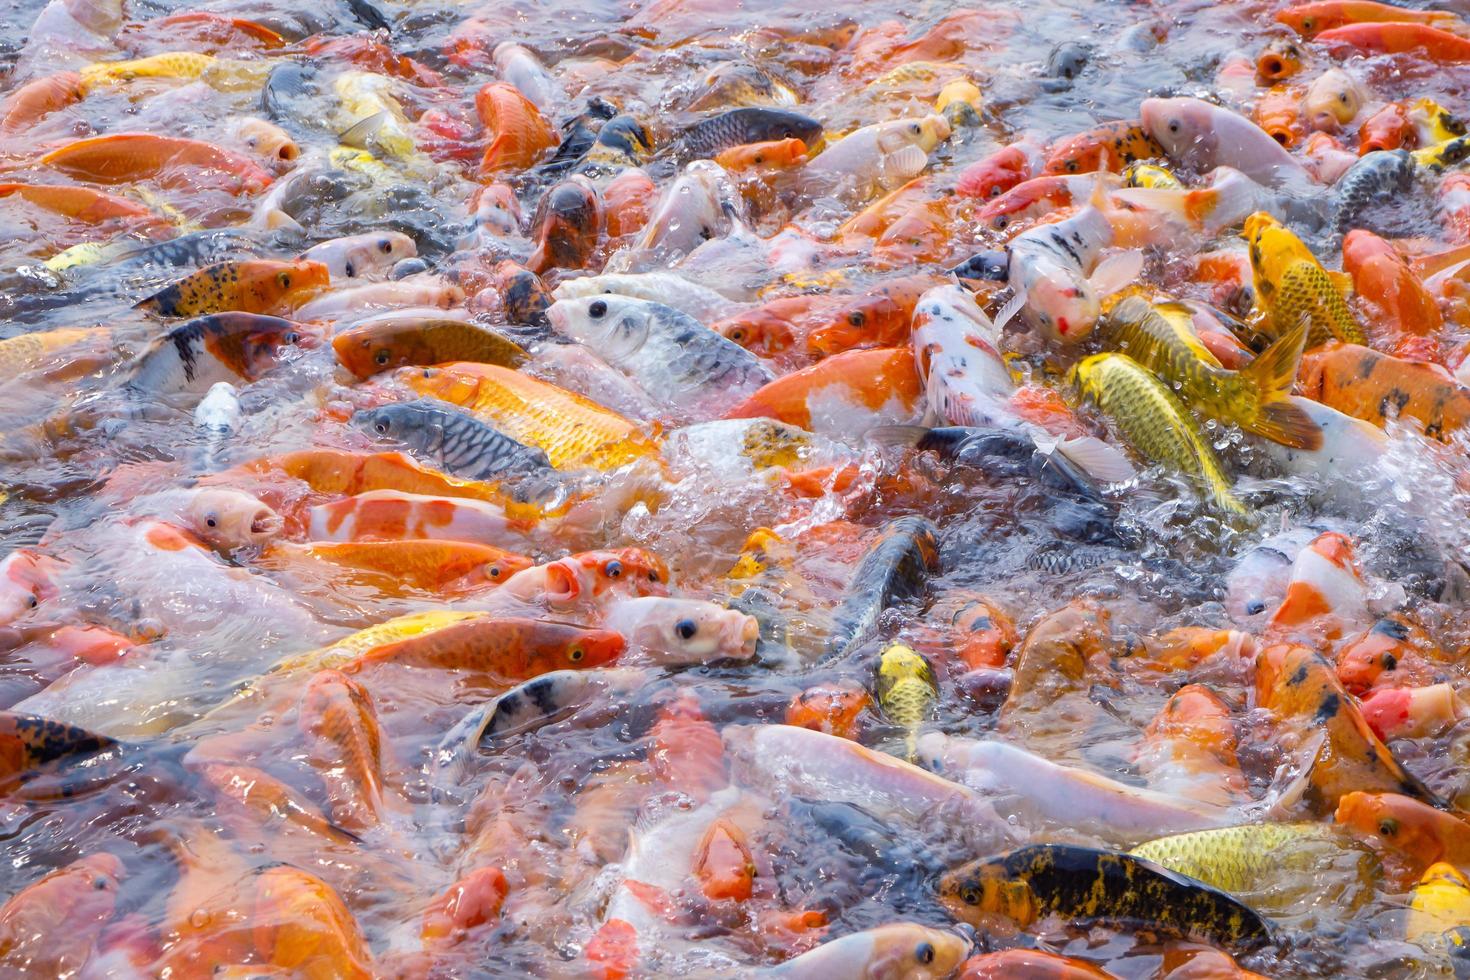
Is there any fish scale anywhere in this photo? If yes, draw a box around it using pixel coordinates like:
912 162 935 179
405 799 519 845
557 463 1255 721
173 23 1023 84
1075 352 1245 515
1129 823 1374 898
353 399 552 484
407 361 660 470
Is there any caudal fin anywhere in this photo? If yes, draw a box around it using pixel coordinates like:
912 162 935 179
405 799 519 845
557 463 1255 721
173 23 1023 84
1242 321 1323 450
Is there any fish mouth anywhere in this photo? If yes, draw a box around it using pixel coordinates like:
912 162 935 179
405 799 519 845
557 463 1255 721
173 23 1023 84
251 509 284 539
726 614 760 659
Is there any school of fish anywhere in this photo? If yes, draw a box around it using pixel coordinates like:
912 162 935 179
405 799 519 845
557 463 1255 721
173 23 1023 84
7 0 1470 975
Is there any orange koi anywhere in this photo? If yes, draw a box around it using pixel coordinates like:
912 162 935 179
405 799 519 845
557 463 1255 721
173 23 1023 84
0 853 124 976
1336 616 1446 695
648 693 726 800
135 259 328 317
475 82 558 177
958 949 1114 979
305 35 441 87
1358 103 1412 154
715 137 808 171
298 669 398 832
342 616 625 678
602 167 656 239
1257 37 1306 81
1135 685 1247 806
1043 120 1165 175
1253 86 1306 147
1255 643 1442 814
421 867 507 948
804 274 945 356
784 681 872 740
40 133 273 194
129 12 286 51
1335 790 1470 876
527 176 603 275
725 347 922 431
1267 531 1369 643
249 865 374 978
1317 22 1470 61
1342 231 1443 359
956 144 1037 199
0 182 159 227
1277 1 1458 37
1299 342 1470 438
0 72 84 134
263 539 533 594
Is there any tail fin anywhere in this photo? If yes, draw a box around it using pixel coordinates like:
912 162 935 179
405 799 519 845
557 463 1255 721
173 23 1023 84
1241 321 1323 450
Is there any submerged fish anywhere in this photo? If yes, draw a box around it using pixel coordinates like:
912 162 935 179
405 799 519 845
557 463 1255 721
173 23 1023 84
826 516 940 660
875 642 937 761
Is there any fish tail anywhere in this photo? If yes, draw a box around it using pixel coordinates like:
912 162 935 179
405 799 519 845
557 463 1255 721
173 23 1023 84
1240 322 1322 450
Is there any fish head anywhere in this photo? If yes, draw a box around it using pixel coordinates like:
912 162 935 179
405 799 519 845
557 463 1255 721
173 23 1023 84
611 597 759 663
0 550 66 624
332 323 434 378
1304 69 1364 129
937 858 1038 929
1334 791 1453 872
1275 6 1333 36
1018 259 1100 342
546 295 654 357
540 622 625 670
473 182 522 236
865 924 972 979
574 547 670 596
181 488 283 552
760 108 824 147
233 116 299 166
597 114 654 162
878 643 935 689
715 307 798 355
1140 97 1219 171
242 318 321 374
351 402 438 453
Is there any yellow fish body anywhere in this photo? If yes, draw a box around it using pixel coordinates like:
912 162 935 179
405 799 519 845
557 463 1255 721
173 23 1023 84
1074 352 1246 515
1124 163 1182 189
407 362 660 471
1102 297 1320 449
1243 211 1365 346
875 643 938 760
1409 862 1470 945
80 52 215 92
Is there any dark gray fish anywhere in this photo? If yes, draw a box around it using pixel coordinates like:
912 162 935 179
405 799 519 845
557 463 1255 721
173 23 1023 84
673 107 822 162
1332 149 1416 237
1047 41 1094 81
352 398 553 482
261 61 319 123
344 0 391 31
429 668 647 796
873 425 1121 544
824 515 940 661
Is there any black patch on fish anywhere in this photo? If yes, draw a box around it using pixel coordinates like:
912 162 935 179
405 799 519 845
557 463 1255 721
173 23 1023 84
1371 618 1411 640
1315 693 1340 721
1288 664 1310 686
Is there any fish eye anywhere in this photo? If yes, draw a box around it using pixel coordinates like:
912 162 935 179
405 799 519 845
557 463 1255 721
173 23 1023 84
568 646 585 661
915 942 935 965
1246 600 1266 615
989 185 1003 197
27 594 38 608
277 272 291 289
730 328 747 342
379 238 393 253
206 516 218 527
375 349 391 365
604 559 623 578
676 619 697 640
648 569 661 582
1303 16 1314 29
847 311 865 327
1379 818 1399 835
909 122 921 134
486 563 502 578
961 887 981 905
285 331 300 343
344 261 356 277
994 215 1008 229
1169 120 1180 133
374 420 389 434
589 300 608 318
